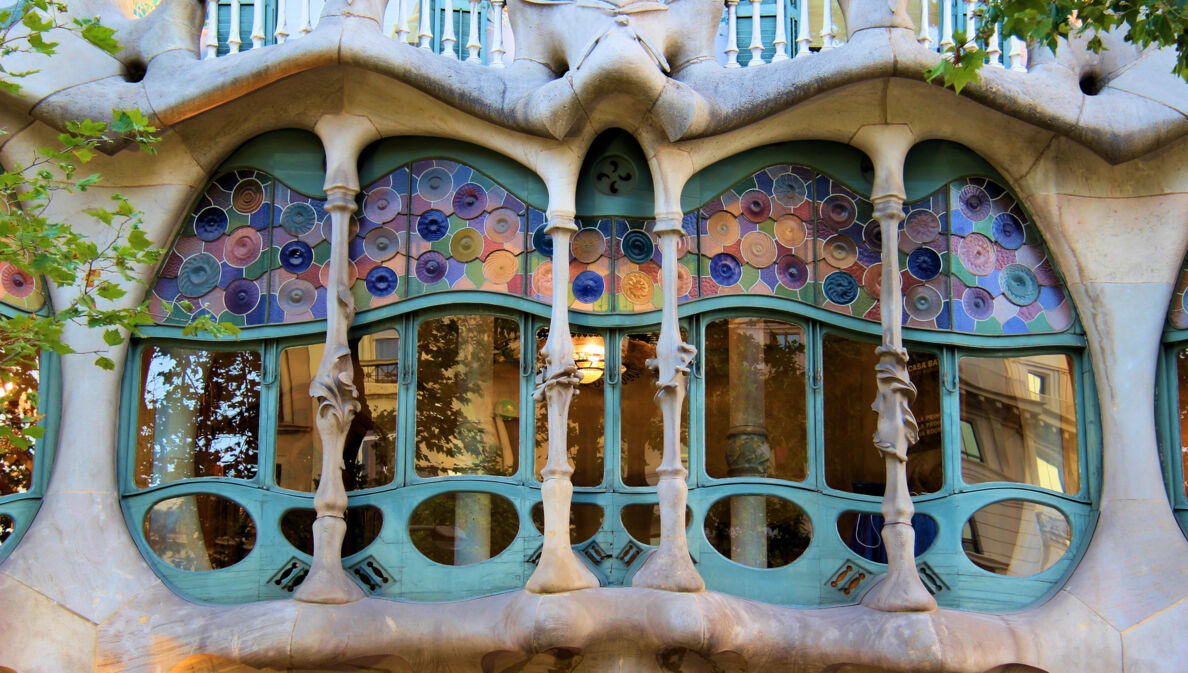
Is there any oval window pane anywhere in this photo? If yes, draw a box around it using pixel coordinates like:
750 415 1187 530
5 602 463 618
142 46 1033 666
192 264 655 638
280 505 384 557
836 511 937 562
620 504 692 546
409 491 519 565
143 494 256 571
704 496 812 568
963 500 1071 576
0 347 38 496
530 502 604 544
0 513 13 545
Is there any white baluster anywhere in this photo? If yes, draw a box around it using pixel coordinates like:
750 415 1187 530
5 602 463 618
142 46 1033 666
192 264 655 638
251 0 265 48
747 0 765 66
227 0 242 53
418 0 433 49
395 0 410 42
441 0 458 57
724 0 740 67
795 0 810 56
962 0 974 51
772 0 789 60
940 0 953 50
987 23 1002 66
274 0 289 43
299 0 312 36
489 0 506 66
203 0 218 58
465 0 482 61
820 0 835 50
383 0 399 38
918 0 931 48
1008 35 1027 71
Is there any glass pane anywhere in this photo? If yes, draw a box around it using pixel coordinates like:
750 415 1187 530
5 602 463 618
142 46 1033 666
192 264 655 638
620 504 691 545
135 347 261 488
0 347 38 496
530 502 604 544
703 495 812 568
280 505 383 557
963 500 1071 576
836 511 937 562
1176 348 1188 499
416 316 520 477
960 355 1079 494
534 328 604 486
704 318 807 482
143 494 256 571
620 331 689 487
408 491 519 565
0 513 12 544
822 334 942 494
275 330 399 492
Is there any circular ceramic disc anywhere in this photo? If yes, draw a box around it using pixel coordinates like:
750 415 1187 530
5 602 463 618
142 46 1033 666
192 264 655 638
415 251 449 284
863 222 883 251
365 266 399 297
674 233 691 258
317 259 358 288
621 230 655 264
709 253 742 286
772 173 807 207
417 210 450 242
280 202 317 236
776 255 809 290
223 278 260 315
676 264 693 297
483 249 518 284
959 184 992 222
452 183 488 220
364 227 400 262
194 207 228 241
231 179 265 215
992 213 1026 250
820 194 856 230
823 235 858 269
177 253 221 298
450 228 484 263
905 210 941 244
862 263 882 298
277 278 317 314
739 190 772 223
418 167 453 201
485 208 520 243
533 261 553 297
962 286 995 320
621 271 655 305
774 215 807 248
224 227 262 268
1001 263 1041 306
905 284 944 321
280 240 314 273
707 211 740 246
364 188 402 223
957 233 996 276
907 247 942 281
571 229 606 264
0 263 35 298
741 231 777 268
823 271 859 305
572 270 604 303
532 226 553 257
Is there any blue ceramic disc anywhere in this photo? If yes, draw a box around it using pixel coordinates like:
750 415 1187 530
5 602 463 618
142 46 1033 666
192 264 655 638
1000 263 1040 306
223 277 260 315
962 286 995 320
775 255 808 290
709 253 743 286
280 202 317 236
415 251 448 284
417 210 450 242
823 271 859 305
365 266 399 297
772 172 807 207
532 225 553 257
177 252 221 298
622 230 655 264
992 213 1026 250
907 247 942 281
572 270 605 303
194 207 228 241
905 284 943 321
280 241 313 273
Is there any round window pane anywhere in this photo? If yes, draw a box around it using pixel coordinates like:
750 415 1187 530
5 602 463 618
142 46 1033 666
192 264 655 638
836 511 937 562
703 496 812 568
530 502 604 544
143 494 256 571
620 504 692 546
409 491 519 565
280 505 383 557
963 500 1071 576
0 513 13 545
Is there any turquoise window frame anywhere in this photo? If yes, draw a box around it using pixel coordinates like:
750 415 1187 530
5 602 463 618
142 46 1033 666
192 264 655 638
1156 329 1188 536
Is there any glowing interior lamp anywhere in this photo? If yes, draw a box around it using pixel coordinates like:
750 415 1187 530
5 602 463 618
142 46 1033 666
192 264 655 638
572 337 607 385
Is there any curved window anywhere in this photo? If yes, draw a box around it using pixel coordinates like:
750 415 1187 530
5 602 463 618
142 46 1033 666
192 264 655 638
1158 256 1188 537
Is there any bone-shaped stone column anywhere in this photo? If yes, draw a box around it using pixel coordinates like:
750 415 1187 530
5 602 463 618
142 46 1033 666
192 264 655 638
294 116 379 604
631 214 704 592
525 212 600 593
852 125 936 612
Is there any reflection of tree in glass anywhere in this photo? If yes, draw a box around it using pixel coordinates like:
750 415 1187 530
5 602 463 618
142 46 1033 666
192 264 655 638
143 494 256 571
532 328 605 486
703 496 812 568
415 317 520 477
408 492 519 565
0 348 38 496
340 339 397 490
135 347 261 487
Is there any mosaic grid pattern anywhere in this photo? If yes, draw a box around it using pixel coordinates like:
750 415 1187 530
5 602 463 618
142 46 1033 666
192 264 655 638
350 168 409 313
